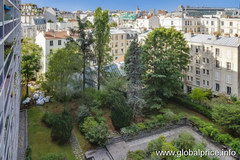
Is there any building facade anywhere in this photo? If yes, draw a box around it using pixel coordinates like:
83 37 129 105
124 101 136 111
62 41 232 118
184 33 240 97
0 0 22 159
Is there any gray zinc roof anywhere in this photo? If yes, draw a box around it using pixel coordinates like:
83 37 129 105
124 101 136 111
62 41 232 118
184 33 240 47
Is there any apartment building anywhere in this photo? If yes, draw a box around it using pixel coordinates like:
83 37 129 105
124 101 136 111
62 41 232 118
135 15 160 29
35 31 78 73
0 0 22 160
184 33 240 97
110 29 138 61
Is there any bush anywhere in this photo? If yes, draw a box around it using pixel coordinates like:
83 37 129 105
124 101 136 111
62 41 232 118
171 96 212 119
42 112 57 127
127 150 145 160
77 105 91 123
212 104 240 135
51 110 73 144
40 153 67 160
121 112 179 136
111 105 133 129
81 117 108 145
173 132 195 151
80 88 106 108
25 146 32 160
189 88 212 101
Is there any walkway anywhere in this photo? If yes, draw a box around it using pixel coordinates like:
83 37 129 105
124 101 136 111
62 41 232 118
70 131 85 160
17 110 28 160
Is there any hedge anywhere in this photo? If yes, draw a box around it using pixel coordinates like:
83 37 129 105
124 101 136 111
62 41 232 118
171 96 212 119
189 116 240 155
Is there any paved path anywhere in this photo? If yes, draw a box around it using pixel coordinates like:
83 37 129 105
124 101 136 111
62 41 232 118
17 110 28 160
70 131 85 160
126 126 235 160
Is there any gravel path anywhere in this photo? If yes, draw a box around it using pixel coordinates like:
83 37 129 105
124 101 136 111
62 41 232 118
70 131 85 160
17 110 28 160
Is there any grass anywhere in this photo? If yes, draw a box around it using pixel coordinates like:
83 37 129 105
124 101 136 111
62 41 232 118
28 104 76 160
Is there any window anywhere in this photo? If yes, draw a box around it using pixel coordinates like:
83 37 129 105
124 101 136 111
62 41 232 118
58 40 61 45
221 21 224 26
196 57 200 64
216 83 220 92
203 58 206 63
207 70 209 75
196 48 199 53
227 86 231 95
50 40 53 46
115 42 118 47
171 21 174 25
216 60 220 68
215 48 220 56
196 67 200 75
230 29 233 34
191 77 193 81
121 35 124 39
115 49 118 54
207 81 209 86
187 76 190 81
226 75 232 84
203 69 206 74
115 35 118 40
211 21 214 26
230 22 233 26
121 48 124 53
187 86 192 93
203 80 206 85
227 62 231 70
215 72 221 81
207 58 210 63
196 78 200 86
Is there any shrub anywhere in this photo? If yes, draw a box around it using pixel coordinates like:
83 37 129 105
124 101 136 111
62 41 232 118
80 88 106 108
40 153 67 160
146 136 166 156
229 139 240 155
212 104 240 135
90 108 106 123
81 117 108 145
25 146 32 160
215 134 233 144
127 150 145 160
42 112 57 127
189 88 212 101
173 132 195 151
77 105 91 123
51 110 73 144
111 105 133 129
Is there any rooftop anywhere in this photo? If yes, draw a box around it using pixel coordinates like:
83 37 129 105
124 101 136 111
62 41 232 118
44 31 78 40
184 33 240 47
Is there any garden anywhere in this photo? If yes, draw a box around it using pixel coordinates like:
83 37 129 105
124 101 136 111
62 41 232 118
21 12 240 160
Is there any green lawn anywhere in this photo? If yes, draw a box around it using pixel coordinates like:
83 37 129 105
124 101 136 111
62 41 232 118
73 126 93 152
28 105 76 160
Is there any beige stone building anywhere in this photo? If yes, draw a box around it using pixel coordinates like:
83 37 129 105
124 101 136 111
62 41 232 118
184 33 240 97
110 29 138 62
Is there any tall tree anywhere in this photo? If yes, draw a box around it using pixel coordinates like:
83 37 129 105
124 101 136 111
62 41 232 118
142 28 190 106
124 40 145 118
21 38 41 97
44 42 82 101
93 7 111 90
68 17 94 90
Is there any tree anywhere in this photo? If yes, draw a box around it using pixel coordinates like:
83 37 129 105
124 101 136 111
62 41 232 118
85 20 94 29
93 7 111 90
21 38 41 97
109 22 117 28
125 40 145 118
212 104 240 135
189 88 212 101
111 104 133 129
68 17 94 90
57 17 64 22
51 110 73 144
44 42 82 101
142 28 190 105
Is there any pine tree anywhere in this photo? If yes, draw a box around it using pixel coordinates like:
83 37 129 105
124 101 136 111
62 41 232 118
124 40 145 118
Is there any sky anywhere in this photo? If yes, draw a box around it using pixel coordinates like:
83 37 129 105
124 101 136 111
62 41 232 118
21 0 240 11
